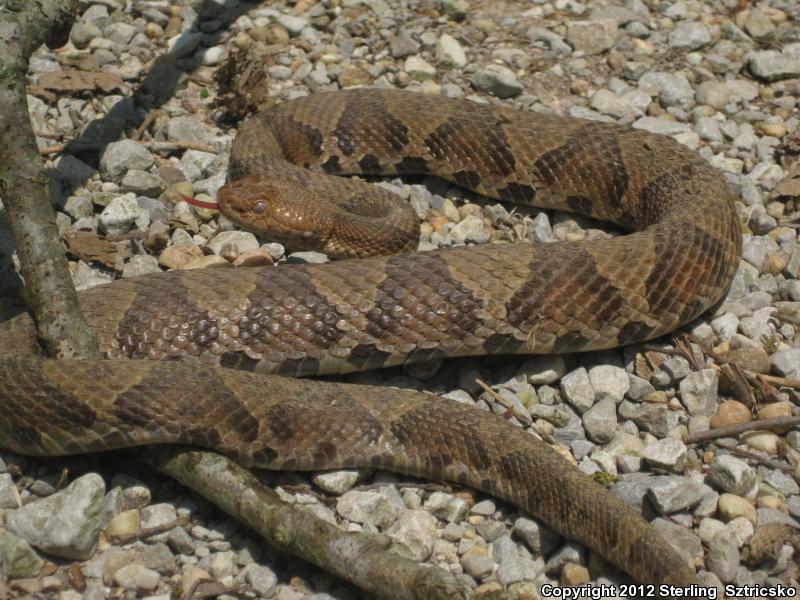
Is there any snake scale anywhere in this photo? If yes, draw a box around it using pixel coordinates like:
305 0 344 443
0 89 742 590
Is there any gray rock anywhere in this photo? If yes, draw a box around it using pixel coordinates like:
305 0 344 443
560 367 596 413
72 260 114 290
695 116 723 143
450 215 490 244
141 542 175 574
337 490 402 528
497 555 544 585
424 491 469 522
122 255 161 278
199 550 236 578
513 517 561 554
642 438 687 473
638 72 695 109
679 369 719 416
646 477 706 514
63 194 93 220
527 212 554 242
277 14 307 35
99 194 141 236
581 398 618 444
312 470 365 494
566 19 618 55
391 30 419 58
527 27 572 55
435 33 467 68
120 170 165 197
0 529 42 579
764 470 799 498
100 140 155 181
747 51 800 82
707 529 740 583
165 116 211 144
652 518 703 564
471 65 523 98
286 251 329 264
141 503 178 530
769 349 800 379
695 81 731 109
476 519 507 542
669 22 711 50
70 22 102 48
631 403 673 438
167 527 195 554
545 541 585 573
756 507 800 528
386 510 437 560
519 355 566 385
633 117 691 136
590 89 635 118
242 563 278 597
207 231 259 256
626 375 656 401
114 563 160 591
168 32 203 58
588 365 629 403
707 455 757 496
404 56 436 80
461 553 494 579
6 473 105 559
0 472 19 508
104 21 135 45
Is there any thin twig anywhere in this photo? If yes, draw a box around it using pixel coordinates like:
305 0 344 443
39 140 214 155
131 108 165 141
686 416 800 444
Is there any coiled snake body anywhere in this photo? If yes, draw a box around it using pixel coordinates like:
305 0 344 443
0 90 741 589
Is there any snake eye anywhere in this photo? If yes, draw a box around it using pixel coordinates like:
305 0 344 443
253 201 267 215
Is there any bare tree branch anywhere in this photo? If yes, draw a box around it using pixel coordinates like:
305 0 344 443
0 0 99 359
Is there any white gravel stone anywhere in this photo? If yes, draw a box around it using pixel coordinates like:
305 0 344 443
560 367 596 413
707 455 757 497
679 369 718 416
386 510 437 560
471 65 523 98
6 473 105 560
99 140 155 181
435 33 467 68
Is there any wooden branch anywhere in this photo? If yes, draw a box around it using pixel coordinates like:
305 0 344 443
686 416 800 444
0 0 99 359
39 140 214 155
144 447 472 600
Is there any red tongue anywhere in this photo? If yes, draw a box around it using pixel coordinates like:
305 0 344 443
176 191 219 211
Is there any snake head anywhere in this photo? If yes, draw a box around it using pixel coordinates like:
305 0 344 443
209 176 333 248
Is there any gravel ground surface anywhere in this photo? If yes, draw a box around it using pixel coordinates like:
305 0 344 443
1 0 799 598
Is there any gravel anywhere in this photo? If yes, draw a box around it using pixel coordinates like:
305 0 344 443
3 0 799 596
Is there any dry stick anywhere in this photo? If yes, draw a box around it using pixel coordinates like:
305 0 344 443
0 0 99 360
144 447 472 600
39 140 214 155
686 416 800 445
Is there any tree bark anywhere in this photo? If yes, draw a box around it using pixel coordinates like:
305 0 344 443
147 447 473 600
0 0 99 359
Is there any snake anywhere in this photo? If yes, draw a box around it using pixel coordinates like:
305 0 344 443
0 89 742 590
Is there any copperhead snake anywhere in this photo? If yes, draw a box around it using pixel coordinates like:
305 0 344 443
0 89 742 591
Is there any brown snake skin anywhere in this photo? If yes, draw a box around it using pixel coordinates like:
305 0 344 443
0 89 742 590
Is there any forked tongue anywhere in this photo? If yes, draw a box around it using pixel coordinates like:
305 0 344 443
176 191 219 211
